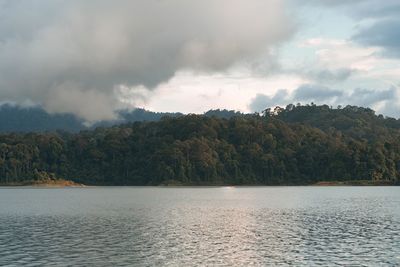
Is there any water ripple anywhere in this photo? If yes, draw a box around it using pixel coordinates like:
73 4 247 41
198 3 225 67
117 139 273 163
0 187 399 266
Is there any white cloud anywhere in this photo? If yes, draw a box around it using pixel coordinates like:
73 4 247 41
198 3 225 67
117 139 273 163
142 71 306 113
295 38 400 87
301 38 379 72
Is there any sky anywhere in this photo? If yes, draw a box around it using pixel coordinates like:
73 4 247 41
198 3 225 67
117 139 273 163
0 0 399 121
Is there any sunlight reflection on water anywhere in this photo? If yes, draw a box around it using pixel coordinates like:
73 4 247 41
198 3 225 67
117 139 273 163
0 186 399 266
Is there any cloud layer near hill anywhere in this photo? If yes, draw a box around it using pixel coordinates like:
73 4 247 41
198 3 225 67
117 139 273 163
249 84 400 118
0 0 293 121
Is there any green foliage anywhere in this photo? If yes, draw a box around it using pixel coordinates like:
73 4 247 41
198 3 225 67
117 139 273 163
0 104 399 185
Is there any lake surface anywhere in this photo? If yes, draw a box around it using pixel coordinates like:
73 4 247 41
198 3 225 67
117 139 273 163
0 187 399 266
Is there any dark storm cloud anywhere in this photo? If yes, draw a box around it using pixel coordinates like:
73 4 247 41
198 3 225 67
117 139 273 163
0 0 295 121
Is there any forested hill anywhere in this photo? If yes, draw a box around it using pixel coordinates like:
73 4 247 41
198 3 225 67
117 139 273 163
0 104 85 132
0 104 182 132
0 104 399 186
0 104 243 132
271 104 400 132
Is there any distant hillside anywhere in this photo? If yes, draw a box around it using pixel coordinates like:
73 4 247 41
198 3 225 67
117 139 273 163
0 104 398 186
0 104 243 132
269 104 400 141
203 109 243 119
91 108 184 129
0 104 85 133
270 104 400 130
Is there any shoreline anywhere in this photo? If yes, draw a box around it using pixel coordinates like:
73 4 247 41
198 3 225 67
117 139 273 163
313 180 397 186
0 180 398 188
0 179 85 188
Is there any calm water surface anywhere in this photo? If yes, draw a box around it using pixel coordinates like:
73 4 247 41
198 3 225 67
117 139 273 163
0 186 399 266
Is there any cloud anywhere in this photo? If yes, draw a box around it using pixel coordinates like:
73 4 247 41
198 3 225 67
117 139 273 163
347 87 396 107
249 89 289 112
0 0 294 121
43 83 118 121
249 84 400 117
283 39 374 86
353 19 400 58
301 0 400 60
293 84 343 101
304 0 365 5
345 0 400 19
304 68 355 83
295 37 400 88
298 0 399 18
300 39 379 72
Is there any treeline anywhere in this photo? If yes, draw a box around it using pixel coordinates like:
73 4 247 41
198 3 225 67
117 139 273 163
0 104 241 133
0 104 399 185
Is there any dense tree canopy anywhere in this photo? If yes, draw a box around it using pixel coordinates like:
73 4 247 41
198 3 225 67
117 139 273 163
0 104 399 185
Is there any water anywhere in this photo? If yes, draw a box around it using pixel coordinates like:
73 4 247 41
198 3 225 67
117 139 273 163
0 187 399 266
